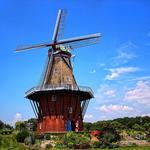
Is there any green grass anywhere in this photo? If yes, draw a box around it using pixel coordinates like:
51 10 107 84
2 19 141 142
108 147 150 150
92 146 150 150
0 134 150 150
0 134 28 150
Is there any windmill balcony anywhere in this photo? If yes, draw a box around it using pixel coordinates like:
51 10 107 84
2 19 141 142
25 84 94 101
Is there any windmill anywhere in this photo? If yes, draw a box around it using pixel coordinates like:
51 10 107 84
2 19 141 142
16 9 101 132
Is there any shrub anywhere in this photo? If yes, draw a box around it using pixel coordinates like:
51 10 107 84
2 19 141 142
55 142 66 149
45 134 51 140
36 134 44 140
0 128 12 135
16 129 29 143
147 137 150 142
24 136 35 145
62 132 91 149
101 132 117 143
15 121 26 131
91 141 103 148
46 143 53 149
113 143 119 148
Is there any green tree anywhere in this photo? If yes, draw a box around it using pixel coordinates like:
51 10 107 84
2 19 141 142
132 124 144 131
144 123 150 131
16 129 29 143
15 121 26 131
84 122 92 131
0 120 4 130
25 118 37 131
111 121 123 130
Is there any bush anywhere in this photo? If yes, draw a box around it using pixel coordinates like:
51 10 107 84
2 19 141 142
91 141 103 148
0 134 27 150
16 129 29 143
45 134 51 140
46 143 53 149
112 143 119 148
55 142 66 149
36 134 44 140
0 128 12 135
98 126 121 143
147 137 150 142
61 132 91 149
24 136 35 145
102 132 118 143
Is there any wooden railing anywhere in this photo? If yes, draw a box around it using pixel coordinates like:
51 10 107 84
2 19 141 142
25 84 93 97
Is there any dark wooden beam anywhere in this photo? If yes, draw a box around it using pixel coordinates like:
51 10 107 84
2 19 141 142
30 100 38 118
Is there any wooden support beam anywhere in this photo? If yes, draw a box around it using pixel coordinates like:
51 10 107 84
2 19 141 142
32 101 40 120
35 101 43 120
30 100 38 118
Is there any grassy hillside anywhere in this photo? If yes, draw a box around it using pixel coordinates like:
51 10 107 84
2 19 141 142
0 116 150 149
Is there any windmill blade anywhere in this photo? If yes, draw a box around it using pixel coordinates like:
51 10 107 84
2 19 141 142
56 33 101 50
52 9 67 43
56 10 67 41
15 42 51 52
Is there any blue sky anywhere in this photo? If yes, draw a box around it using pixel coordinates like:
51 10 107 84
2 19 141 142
0 0 150 124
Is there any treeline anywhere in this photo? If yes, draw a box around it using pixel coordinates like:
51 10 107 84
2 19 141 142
0 120 12 129
84 116 150 132
0 120 13 134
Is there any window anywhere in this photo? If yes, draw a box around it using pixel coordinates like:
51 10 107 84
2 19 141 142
69 107 73 114
51 95 56 101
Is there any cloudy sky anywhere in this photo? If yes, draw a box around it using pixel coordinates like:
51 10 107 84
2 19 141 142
0 0 150 124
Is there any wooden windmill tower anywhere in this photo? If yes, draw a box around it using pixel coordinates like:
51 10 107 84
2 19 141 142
16 9 101 133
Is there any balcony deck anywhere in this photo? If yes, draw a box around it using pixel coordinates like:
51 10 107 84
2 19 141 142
25 84 94 101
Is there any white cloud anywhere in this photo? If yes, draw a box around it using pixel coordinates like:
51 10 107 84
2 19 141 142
128 76 150 82
97 63 105 67
84 114 93 119
13 113 24 123
105 67 139 80
124 81 150 105
104 90 116 97
116 49 136 60
89 69 96 74
141 113 150 117
84 114 94 122
97 104 134 113
95 84 116 100
112 41 137 66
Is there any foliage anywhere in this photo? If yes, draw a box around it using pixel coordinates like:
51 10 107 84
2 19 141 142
91 141 103 148
0 120 4 129
55 141 66 149
46 143 53 149
15 121 26 131
0 120 13 135
84 122 92 131
24 118 37 131
0 134 27 150
0 128 13 135
127 130 146 140
84 116 150 133
55 132 91 149
45 133 51 140
24 135 35 145
98 124 121 142
16 129 29 143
